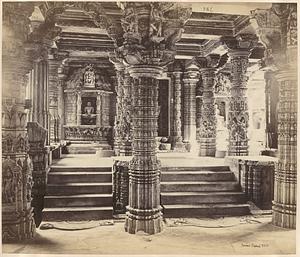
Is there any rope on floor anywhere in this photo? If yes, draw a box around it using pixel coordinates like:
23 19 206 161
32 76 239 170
163 216 263 228
40 220 114 231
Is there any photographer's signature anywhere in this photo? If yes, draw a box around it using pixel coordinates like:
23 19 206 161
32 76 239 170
242 242 269 248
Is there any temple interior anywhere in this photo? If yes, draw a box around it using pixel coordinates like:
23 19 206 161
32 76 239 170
2 1 297 255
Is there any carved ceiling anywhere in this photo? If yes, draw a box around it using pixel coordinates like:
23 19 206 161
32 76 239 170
33 2 264 62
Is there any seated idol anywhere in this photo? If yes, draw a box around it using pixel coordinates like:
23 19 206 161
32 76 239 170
82 101 96 125
84 101 94 115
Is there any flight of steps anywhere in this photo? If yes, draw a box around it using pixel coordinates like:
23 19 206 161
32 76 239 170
43 166 113 221
160 165 250 217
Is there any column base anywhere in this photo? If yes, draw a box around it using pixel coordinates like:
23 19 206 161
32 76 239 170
124 210 163 234
2 210 36 242
173 141 187 152
198 138 216 157
228 145 248 156
272 202 296 229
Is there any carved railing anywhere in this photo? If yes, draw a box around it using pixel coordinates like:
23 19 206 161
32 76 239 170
64 125 113 143
112 160 129 214
27 122 50 227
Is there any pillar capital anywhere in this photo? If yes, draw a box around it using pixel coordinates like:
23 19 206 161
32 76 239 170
116 2 192 67
196 54 221 71
250 3 297 69
222 34 258 54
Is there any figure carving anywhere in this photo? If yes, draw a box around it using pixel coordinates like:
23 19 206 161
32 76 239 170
2 159 22 204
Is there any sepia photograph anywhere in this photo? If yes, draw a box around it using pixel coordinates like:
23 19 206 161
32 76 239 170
1 0 298 255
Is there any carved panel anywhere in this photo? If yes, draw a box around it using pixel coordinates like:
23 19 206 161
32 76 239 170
64 126 112 142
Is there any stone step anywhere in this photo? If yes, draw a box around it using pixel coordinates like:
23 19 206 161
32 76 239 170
48 172 112 184
161 191 245 205
161 171 234 182
43 206 113 221
161 166 230 172
46 183 112 195
162 203 250 218
161 181 240 192
44 194 113 208
50 166 111 173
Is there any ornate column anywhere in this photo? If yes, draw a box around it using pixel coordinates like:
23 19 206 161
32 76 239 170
121 71 133 156
197 54 221 156
96 92 102 127
117 2 191 234
126 66 163 234
111 61 125 155
183 64 199 152
251 3 297 229
171 67 185 151
27 122 50 227
264 70 279 149
222 35 258 156
110 56 133 156
2 2 36 242
76 92 82 126
48 52 60 143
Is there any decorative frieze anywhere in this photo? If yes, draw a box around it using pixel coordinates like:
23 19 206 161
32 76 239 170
64 126 112 143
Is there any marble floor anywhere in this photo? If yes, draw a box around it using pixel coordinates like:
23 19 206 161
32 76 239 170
2 215 296 255
52 152 226 167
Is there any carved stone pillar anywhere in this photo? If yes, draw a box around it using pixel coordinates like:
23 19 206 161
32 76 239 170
251 3 297 228
96 92 102 127
171 71 185 150
227 50 250 156
112 63 125 155
222 35 258 156
125 65 163 234
264 70 279 149
120 71 133 156
116 2 191 234
2 2 36 242
198 69 217 156
48 55 60 143
76 92 82 126
110 58 133 156
27 122 50 227
183 64 199 151
197 54 221 156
